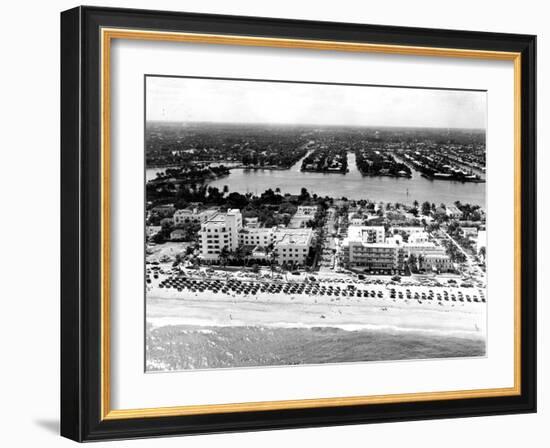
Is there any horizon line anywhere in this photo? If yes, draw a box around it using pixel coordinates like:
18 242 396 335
145 120 486 132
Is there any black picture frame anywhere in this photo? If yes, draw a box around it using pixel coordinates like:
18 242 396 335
61 5 536 442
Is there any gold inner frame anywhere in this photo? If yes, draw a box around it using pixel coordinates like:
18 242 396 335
100 27 522 421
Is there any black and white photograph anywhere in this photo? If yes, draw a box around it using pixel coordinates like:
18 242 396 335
53 4 538 443
145 76 488 371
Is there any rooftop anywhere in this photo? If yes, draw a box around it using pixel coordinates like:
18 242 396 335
274 228 313 246
204 209 241 223
423 253 451 259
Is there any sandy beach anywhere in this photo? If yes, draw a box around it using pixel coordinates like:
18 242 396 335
145 264 486 370
147 281 486 339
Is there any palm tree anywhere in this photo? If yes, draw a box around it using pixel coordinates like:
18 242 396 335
219 246 230 268
235 246 246 267
266 243 276 277
417 254 425 271
408 253 418 273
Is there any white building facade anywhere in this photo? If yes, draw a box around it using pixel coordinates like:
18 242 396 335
238 226 276 248
340 226 404 272
273 228 313 266
420 253 453 272
199 209 243 261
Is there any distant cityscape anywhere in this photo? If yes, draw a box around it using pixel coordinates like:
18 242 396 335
147 122 485 183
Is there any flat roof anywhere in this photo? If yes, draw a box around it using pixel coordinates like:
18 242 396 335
274 228 313 246
204 209 241 225
348 242 399 249
423 253 451 259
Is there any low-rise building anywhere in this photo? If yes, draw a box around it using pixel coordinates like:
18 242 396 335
408 231 430 243
173 207 217 226
403 241 447 257
392 226 426 236
391 229 447 257
420 253 453 272
273 228 313 266
461 227 478 238
146 225 161 240
296 205 319 216
170 228 187 241
288 205 319 229
151 203 175 217
446 205 463 219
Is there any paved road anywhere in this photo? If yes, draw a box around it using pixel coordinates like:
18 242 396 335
440 230 486 283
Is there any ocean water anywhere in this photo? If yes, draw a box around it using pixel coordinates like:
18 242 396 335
146 325 486 372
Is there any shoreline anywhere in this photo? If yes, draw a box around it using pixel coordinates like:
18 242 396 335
146 323 486 371
146 283 487 340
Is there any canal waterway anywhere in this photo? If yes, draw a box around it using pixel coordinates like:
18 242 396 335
147 151 485 207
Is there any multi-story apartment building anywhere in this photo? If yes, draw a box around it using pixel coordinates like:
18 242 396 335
349 226 386 244
238 226 276 248
199 209 242 261
340 226 403 272
273 228 313 266
341 242 405 272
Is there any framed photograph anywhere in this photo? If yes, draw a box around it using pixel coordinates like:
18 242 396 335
60 6 536 441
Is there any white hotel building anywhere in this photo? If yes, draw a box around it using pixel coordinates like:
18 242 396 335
340 226 403 272
199 209 242 261
340 225 451 273
198 209 313 266
238 226 276 248
272 228 313 266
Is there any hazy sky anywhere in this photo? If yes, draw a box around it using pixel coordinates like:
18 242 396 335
146 76 486 129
